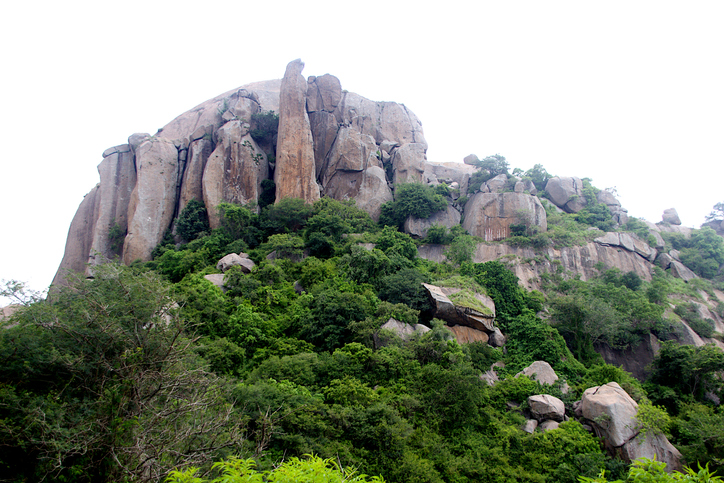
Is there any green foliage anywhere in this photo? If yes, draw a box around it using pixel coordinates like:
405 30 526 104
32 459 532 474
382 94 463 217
674 303 716 338
259 179 276 209
671 403 724 475
579 457 723 482
249 110 279 147
379 183 447 228
706 202 724 222
107 219 126 253
679 228 724 279
523 164 551 192
219 202 262 246
377 268 432 314
177 199 210 242
260 198 314 235
636 399 672 440
167 455 385 483
648 341 724 405
0 264 240 482
550 270 666 357
444 234 476 265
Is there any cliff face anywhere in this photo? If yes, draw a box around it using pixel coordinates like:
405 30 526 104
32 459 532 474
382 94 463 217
52 59 714 292
53 60 433 286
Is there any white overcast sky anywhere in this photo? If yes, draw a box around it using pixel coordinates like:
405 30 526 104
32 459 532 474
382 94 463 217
1 0 723 301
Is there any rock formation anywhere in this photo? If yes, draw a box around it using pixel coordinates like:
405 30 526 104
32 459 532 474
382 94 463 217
580 382 682 471
53 60 431 285
545 177 586 213
463 192 547 241
275 59 320 204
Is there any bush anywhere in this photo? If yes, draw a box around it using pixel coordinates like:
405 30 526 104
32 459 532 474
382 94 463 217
379 183 447 228
176 199 210 242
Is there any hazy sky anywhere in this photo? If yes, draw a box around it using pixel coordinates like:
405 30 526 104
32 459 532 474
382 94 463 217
1 1 723 302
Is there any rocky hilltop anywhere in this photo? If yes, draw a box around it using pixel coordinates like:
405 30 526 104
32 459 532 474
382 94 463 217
54 60 437 285
53 60 717 296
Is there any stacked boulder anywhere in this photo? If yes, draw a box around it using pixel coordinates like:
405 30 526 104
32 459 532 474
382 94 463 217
422 282 502 346
203 252 256 291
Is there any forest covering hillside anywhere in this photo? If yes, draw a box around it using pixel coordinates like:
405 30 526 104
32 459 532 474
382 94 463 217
2 157 724 482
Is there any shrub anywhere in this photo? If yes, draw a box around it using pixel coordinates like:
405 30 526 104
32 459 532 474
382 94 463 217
176 199 210 242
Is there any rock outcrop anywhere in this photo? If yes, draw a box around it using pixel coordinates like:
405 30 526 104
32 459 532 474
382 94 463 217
404 205 461 239
515 361 559 386
378 317 430 342
662 208 682 225
275 59 320 204
418 239 656 291
580 382 682 471
528 394 565 422
545 177 586 213
423 283 496 332
53 60 433 284
463 192 547 241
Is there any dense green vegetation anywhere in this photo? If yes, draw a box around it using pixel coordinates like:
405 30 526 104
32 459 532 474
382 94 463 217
3 189 724 482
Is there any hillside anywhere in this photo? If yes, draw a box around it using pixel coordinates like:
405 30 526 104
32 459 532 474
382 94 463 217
2 60 724 483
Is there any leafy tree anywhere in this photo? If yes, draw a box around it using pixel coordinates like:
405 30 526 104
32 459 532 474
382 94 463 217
524 163 551 192
250 110 279 147
706 201 724 222
648 342 724 404
176 198 210 241
218 202 261 246
379 183 447 228
260 198 314 235
0 265 241 482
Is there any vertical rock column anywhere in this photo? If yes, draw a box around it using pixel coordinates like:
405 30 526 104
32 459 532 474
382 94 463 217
123 138 180 263
274 59 320 204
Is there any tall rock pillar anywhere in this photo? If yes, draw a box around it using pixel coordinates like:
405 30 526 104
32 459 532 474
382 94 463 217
274 59 320 203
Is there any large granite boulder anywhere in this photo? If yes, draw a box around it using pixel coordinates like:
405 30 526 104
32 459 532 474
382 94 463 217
580 382 682 471
545 177 586 213
378 317 430 342
594 232 657 262
423 283 495 332
463 192 547 241
662 208 682 225
529 394 565 422
404 205 461 239
581 382 639 447
275 59 320 204
216 253 255 273
447 325 489 344
515 361 559 386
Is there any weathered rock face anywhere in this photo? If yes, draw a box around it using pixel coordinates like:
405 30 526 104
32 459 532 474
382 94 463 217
53 61 434 282
423 283 496 332
545 177 586 213
275 59 320 204
528 394 565 422
581 382 639 447
662 208 682 225
203 121 268 228
594 232 657 262
596 190 628 225
580 382 682 471
377 318 430 343
404 205 461 239
595 333 661 381
418 239 657 292
423 162 476 197
447 325 489 344
515 361 559 386
463 192 547 241
88 146 137 267
123 139 180 264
